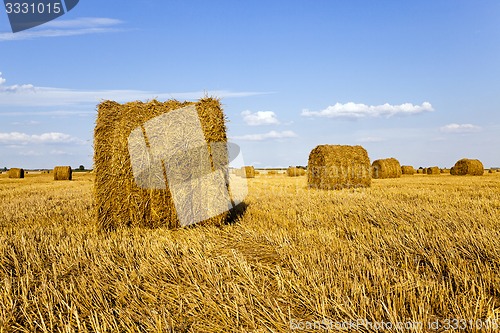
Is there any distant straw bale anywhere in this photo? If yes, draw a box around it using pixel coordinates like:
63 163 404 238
489 169 493 174
286 167 302 177
267 170 278 176
372 158 402 179
8 168 24 179
451 158 484 176
307 145 371 190
94 98 230 231
241 166 255 178
416 168 424 174
440 168 450 174
401 165 416 175
426 166 440 175
53 166 72 181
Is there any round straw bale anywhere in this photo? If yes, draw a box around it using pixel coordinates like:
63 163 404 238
286 167 302 177
241 166 255 178
8 168 24 179
440 168 450 174
488 169 493 173
401 165 416 175
307 145 371 190
53 166 72 180
426 166 440 175
451 158 484 176
372 158 402 179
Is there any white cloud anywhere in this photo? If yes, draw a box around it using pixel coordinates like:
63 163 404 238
440 123 482 133
18 150 43 156
231 130 297 141
0 17 124 42
241 110 280 126
0 132 84 145
0 87 267 106
50 149 73 155
43 17 123 29
0 74 268 107
0 72 5 85
357 136 385 143
301 102 434 119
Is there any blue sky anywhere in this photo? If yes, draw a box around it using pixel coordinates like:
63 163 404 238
1 1 499 169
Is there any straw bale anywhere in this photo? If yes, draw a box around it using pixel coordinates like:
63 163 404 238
451 158 484 176
94 98 230 230
307 145 371 190
426 166 440 175
8 168 24 179
53 166 72 180
401 165 416 175
372 158 402 179
286 167 307 177
240 166 255 178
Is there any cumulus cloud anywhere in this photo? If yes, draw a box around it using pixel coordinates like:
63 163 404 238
0 132 84 145
241 110 280 126
0 72 5 85
0 17 124 42
231 130 297 141
440 123 482 133
301 102 434 119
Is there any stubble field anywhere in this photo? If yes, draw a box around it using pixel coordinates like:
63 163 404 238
0 172 499 332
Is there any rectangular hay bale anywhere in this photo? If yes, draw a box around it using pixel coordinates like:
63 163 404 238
94 98 230 230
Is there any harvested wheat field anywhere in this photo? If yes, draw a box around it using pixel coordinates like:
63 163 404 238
1 172 500 332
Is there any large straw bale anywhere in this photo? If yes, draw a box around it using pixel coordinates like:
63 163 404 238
451 158 484 176
401 165 416 175
8 168 24 179
240 166 255 178
307 145 371 190
53 166 72 180
372 158 402 179
94 98 230 230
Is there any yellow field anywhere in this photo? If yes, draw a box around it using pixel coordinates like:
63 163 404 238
0 172 499 332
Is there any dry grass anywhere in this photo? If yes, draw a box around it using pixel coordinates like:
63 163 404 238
1 172 500 332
